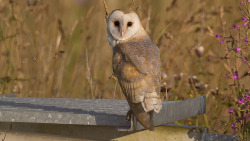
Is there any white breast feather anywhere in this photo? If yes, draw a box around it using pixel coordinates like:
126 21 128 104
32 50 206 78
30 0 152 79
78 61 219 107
108 34 119 49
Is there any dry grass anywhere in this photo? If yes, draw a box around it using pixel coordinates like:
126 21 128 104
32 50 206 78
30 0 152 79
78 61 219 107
0 0 249 135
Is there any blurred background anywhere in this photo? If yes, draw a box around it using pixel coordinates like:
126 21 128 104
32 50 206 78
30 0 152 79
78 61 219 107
0 0 249 134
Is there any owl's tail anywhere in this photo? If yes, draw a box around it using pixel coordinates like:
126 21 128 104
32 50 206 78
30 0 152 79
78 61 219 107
129 102 155 131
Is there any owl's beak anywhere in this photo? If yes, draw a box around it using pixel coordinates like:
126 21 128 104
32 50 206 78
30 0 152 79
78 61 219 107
120 28 126 37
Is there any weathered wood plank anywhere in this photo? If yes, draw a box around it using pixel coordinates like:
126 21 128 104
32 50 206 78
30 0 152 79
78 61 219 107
0 94 206 130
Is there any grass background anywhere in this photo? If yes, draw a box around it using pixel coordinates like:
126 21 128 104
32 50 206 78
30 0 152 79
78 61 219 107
0 0 249 135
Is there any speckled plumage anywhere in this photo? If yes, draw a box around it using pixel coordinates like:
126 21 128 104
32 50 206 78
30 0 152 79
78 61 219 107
107 9 162 131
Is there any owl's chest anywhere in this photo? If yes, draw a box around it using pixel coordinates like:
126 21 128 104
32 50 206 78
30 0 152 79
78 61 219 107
113 48 142 81
112 50 132 71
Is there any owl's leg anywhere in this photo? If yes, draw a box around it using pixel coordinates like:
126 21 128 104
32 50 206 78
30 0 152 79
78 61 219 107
130 114 134 131
149 110 154 120
126 109 133 121
124 109 134 131
127 109 134 130
116 110 134 131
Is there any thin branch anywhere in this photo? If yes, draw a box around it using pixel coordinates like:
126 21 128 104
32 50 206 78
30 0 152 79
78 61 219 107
103 0 109 20
112 80 118 100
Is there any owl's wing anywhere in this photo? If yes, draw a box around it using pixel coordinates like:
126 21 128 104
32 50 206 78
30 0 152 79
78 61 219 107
116 36 161 131
119 36 161 82
117 35 162 112
114 36 161 131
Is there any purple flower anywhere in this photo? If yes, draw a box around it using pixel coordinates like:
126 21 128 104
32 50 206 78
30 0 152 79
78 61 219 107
232 73 239 79
249 0 250 2
245 38 248 44
228 108 233 114
236 47 241 52
237 118 241 122
242 17 247 22
241 0 245 4
245 102 248 107
220 40 224 44
225 75 230 78
244 93 250 100
233 25 239 28
241 58 249 65
239 97 244 104
241 113 245 118
243 22 248 26
215 34 221 38
244 93 249 98
232 123 236 130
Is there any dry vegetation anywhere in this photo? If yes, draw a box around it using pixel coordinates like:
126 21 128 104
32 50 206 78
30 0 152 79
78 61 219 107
0 0 249 135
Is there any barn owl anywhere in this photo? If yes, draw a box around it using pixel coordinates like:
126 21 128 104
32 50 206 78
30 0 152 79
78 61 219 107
107 9 162 131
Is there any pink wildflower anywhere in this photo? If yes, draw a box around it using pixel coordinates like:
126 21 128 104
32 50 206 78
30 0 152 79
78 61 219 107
215 34 221 38
232 123 236 130
232 73 239 79
241 58 249 65
235 47 241 52
228 108 233 114
244 93 250 100
238 97 244 104
242 17 247 22
245 38 248 44
233 25 239 29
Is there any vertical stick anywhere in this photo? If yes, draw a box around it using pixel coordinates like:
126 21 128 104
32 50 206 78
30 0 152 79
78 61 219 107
112 80 118 99
103 0 109 20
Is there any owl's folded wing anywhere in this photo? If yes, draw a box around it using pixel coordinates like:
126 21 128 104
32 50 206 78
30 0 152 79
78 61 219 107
117 36 162 115
119 36 161 81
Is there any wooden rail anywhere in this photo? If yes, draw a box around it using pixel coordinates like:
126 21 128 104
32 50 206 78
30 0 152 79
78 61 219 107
0 94 238 141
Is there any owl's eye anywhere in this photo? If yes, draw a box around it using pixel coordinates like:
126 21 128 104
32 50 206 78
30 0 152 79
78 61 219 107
127 22 133 27
114 21 120 26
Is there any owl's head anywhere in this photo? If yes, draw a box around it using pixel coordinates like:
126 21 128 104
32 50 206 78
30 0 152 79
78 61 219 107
107 9 142 41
